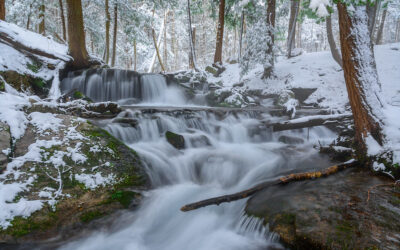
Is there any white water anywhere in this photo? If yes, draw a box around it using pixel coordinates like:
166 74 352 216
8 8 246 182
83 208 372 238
60 108 336 250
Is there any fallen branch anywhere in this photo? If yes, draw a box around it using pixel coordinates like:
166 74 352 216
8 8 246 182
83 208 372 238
181 160 358 212
266 113 353 132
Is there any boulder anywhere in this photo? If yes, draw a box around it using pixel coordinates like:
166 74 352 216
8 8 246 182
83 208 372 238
0 122 11 172
278 135 304 145
165 131 185 149
290 88 317 104
246 168 400 249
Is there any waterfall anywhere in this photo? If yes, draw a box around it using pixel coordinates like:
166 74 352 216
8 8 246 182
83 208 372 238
55 67 339 250
60 69 185 105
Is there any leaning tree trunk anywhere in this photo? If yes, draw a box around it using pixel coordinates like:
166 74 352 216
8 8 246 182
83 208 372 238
287 0 299 58
366 0 378 40
66 0 90 69
375 8 387 45
111 3 117 67
0 0 5 21
104 0 110 64
38 2 45 35
337 3 385 159
59 0 67 41
238 11 244 62
326 15 342 67
213 0 225 64
262 0 276 78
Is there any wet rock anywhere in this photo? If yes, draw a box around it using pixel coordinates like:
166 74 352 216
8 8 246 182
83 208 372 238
112 118 138 128
205 66 218 76
278 135 304 145
246 168 400 250
165 131 185 149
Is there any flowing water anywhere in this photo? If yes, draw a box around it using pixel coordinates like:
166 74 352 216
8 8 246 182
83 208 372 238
58 71 336 250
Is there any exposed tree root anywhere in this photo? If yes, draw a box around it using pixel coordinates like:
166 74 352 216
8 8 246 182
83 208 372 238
180 160 358 212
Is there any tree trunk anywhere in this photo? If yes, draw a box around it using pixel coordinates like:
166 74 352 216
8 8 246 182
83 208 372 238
163 11 168 71
59 0 67 41
151 28 165 72
38 2 45 35
238 11 244 62
66 0 90 69
104 0 111 64
262 0 276 78
187 0 198 70
26 4 32 30
133 39 137 71
396 18 400 42
213 0 225 64
287 0 299 58
111 3 117 67
170 11 177 71
189 27 196 69
375 8 387 45
326 15 342 67
337 3 384 159
0 0 5 21
366 0 378 40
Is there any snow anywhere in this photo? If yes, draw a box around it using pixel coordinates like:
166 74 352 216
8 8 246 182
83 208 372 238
75 173 116 190
0 21 69 60
0 91 30 140
29 112 64 134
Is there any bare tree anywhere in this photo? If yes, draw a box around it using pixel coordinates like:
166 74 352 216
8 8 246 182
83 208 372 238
104 0 111 64
213 0 225 64
111 3 118 67
287 0 300 58
326 15 342 67
187 0 198 70
263 0 276 78
59 0 67 41
375 7 387 45
38 1 45 35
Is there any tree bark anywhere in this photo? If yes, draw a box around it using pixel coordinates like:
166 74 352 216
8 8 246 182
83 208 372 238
326 15 342 67
151 28 165 71
287 0 299 58
187 0 198 70
59 0 67 41
181 160 358 212
104 0 111 64
133 39 137 71
337 3 384 158
163 11 168 71
375 8 387 45
111 3 117 67
38 2 45 35
238 11 244 62
0 0 5 21
366 0 378 40
66 0 90 69
213 0 225 64
189 27 196 69
263 0 276 78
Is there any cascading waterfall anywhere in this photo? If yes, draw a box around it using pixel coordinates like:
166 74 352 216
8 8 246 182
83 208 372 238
60 69 185 105
58 71 337 250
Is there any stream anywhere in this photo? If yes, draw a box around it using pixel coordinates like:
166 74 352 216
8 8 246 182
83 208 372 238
56 70 336 250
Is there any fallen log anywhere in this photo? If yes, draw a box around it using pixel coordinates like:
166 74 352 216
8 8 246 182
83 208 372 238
180 159 358 212
0 31 70 62
266 113 353 132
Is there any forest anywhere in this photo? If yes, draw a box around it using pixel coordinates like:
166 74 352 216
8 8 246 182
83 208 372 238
0 0 400 249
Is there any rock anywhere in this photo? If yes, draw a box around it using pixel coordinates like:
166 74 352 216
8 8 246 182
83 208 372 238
0 115 149 243
276 90 295 108
0 70 51 98
0 122 11 172
205 66 218 76
278 135 304 145
290 88 317 104
246 168 400 250
233 82 244 88
165 131 185 149
112 118 138 128
84 102 121 115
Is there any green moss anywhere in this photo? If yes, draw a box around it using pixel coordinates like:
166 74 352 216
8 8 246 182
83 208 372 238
0 211 56 237
73 91 84 99
110 190 137 208
27 61 42 73
80 210 106 223
0 79 4 91
277 213 296 225
116 173 146 188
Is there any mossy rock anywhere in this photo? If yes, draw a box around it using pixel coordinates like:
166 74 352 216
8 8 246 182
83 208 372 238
0 117 149 243
165 131 185 149
0 71 51 98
